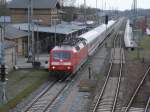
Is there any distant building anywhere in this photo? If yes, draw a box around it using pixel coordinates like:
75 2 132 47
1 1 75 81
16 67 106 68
7 0 62 25
0 16 11 23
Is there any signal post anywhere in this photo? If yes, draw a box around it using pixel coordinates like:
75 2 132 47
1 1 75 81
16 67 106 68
0 26 7 104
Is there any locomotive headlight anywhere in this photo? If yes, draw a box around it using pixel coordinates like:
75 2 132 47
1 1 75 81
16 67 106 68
67 66 71 69
52 66 55 69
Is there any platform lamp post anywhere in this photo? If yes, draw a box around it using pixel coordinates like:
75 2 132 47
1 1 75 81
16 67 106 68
54 20 57 46
28 0 35 64
32 19 42 62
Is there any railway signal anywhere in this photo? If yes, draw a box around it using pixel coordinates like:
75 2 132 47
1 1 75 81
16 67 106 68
0 29 7 103
0 43 6 82
105 15 108 25
0 0 7 103
0 65 6 82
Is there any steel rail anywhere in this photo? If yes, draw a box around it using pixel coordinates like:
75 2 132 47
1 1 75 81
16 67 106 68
24 73 72 112
42 82 69 112
92 31 118 112
124 66 150 112
92 20 125 112
144 95 150 112
112 34 124 112
24 81 58 112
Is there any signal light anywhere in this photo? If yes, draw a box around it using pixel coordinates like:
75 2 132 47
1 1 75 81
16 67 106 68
105 15 108 25
67 66 71 70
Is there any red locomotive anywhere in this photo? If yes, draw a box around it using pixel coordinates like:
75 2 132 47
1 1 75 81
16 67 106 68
49 20 115 76
49 38 88 76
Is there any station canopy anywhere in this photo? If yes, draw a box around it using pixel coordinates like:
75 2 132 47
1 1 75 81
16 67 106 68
11 22 87 35
0 24 28 40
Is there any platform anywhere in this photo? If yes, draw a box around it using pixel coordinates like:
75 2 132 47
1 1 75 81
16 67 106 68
15 54 49 69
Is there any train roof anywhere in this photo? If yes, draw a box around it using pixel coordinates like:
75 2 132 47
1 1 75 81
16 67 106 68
124 20 137 48
62 37 86 46
52 45 73 51
52 37 87 52
79 20 115 43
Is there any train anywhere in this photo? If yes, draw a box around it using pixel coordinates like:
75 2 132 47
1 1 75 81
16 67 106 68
49 20 116 77
124 20 137 49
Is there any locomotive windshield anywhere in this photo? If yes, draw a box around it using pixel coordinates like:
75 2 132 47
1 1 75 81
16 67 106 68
53 52 71 60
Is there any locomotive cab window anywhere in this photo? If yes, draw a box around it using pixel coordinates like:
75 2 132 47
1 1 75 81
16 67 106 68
82 41 87 46
53 52 71 60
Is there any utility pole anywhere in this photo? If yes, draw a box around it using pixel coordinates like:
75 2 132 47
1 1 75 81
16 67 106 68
132 0 137 28
96 0 99 24
28 0 35 63
101 0 104 23
84 0 86 26
33 19 40 61
0 0 7 103
54 21 57 46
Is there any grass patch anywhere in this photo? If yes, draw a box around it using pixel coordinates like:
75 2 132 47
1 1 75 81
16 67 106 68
129 36 150 60
129 49 140 60
95 73 105 80
0 70 48 112
140 36 150 49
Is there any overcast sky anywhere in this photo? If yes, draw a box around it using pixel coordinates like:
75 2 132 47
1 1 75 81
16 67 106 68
74 0 150 11
6 0 150 11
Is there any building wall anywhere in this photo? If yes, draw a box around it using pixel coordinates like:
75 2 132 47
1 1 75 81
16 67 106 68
17 38 23 56
15 37 28 56
10 8 61 25
5 47 16 71
6 37 28 56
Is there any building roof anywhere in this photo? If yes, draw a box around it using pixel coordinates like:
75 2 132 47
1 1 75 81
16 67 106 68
0 25 28 40
11 22 86 35
7 0 60 9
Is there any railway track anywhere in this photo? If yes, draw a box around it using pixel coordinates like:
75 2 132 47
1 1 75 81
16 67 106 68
122 66 150 112
22 81 66 112
21 19 125 112
90 25 125 112
22 73 77 112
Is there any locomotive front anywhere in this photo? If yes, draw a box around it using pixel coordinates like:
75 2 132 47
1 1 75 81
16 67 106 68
49 46 73 76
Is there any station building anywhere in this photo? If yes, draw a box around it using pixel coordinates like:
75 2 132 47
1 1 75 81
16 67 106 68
7 0 62 26
0 25 29 71
11 22 86 55
7 0 87 56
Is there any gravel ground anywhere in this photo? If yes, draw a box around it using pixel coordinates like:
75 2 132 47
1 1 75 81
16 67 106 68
122 49 150 107
10 81 51 112
88 20 128 112
0 70 49 112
